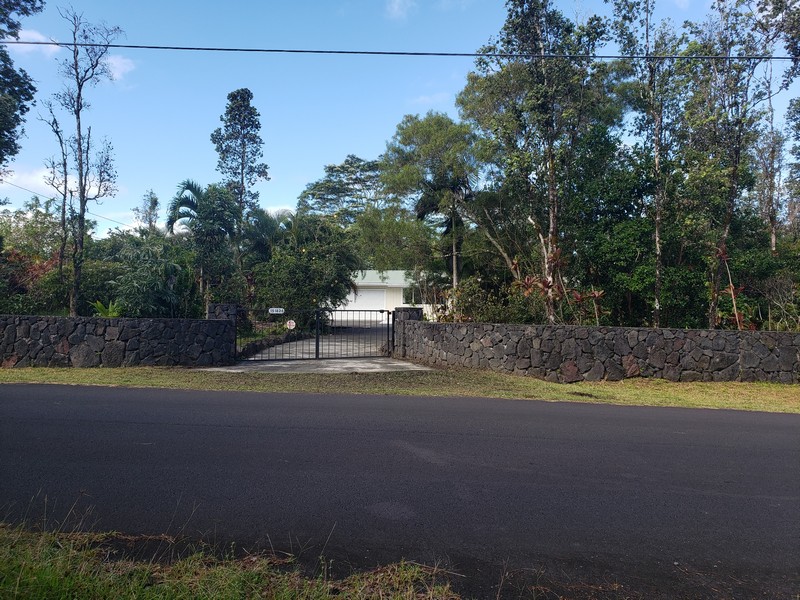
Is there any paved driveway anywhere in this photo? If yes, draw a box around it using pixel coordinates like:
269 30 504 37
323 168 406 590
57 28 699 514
208 357 431 373
241 325 392 361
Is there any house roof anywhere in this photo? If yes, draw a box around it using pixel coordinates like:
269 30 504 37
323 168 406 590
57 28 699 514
354 270 410 288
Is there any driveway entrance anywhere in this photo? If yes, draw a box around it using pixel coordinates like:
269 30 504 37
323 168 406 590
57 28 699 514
236 308 393 361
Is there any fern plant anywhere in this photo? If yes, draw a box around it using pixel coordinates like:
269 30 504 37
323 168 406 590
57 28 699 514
91 299 123 317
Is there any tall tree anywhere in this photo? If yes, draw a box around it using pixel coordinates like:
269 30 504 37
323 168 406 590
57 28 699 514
210 88 270 219
0 0 44 173
166 180 240 304
678 0 778 327
458 0 616 323
351 200 436 273
297 153 429 273
757 0 800 83
41 100 69 279
297 154 383 227
753 78 786 255
51 9 121 315
786 98 800 237
611 0 684 327
132 189 160 233
383 112 478 289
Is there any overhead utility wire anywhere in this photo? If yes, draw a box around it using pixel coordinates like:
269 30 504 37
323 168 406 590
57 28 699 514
3 40 795 61
0 179 135 229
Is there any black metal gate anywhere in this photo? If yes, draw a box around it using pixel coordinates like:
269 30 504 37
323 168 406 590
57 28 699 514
236 308 394 361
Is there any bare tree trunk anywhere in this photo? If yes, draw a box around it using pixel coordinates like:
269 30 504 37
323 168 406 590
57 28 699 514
451 196 459 290
708 208 735 329
42 103 70 282
650 56 664 329
764 65 780 256
451 230 458 289
771 225 777 255
54 10 120 315
765 105 780 256
543 142 559 325
766 137 778 255
533 12 558 325
58 197 67 281
70 237 82 315
653 115 664 328
70 117 85 315
708 146 740 329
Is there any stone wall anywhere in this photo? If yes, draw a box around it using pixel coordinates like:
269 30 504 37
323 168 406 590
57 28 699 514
0 315 236 368
395 321 800 384
207 303 238 322
393 307 423 359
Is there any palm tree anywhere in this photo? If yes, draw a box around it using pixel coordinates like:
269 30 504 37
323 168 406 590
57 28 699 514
413 179 469 290
167 180 238 236
240 207 294 269
383 112 477 290
167 180 240 303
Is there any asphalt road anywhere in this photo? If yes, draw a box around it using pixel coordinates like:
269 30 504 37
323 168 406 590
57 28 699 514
1 384 798 597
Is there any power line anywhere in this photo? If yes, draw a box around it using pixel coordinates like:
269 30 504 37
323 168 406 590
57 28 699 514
0 179 136 229
3 40 796 61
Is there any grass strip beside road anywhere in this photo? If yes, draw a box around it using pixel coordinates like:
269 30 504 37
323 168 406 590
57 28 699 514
0 524 459 600
0 366 797 413
2 523 786 599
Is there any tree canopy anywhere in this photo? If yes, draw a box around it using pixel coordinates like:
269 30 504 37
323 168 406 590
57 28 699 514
210 88 270 216
0 0 44 171
2 0 799 332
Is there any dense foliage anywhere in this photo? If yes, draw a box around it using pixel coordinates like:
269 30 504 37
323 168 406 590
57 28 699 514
253 214 362 311
1 0 799 330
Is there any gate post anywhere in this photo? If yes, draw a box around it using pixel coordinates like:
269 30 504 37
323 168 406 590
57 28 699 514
315 310 321 359
393 307 423 358
387 311 393 357
207 303 238 323
206 303 239 364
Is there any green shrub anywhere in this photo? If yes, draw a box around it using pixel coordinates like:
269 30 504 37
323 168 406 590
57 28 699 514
448 276 546 324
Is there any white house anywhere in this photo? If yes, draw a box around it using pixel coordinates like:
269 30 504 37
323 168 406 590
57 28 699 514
341 270 439 322
342 270 410 312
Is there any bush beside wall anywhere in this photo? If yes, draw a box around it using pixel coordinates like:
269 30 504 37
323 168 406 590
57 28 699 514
396 321 800 384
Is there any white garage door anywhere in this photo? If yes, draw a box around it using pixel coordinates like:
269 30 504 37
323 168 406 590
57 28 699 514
344 288 386 311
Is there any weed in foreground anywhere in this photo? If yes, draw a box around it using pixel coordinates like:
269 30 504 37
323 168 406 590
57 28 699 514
0 524 461 600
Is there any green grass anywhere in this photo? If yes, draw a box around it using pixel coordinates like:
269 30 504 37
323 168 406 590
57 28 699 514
3 524 780 599
0 365 798 413
0 524 458 599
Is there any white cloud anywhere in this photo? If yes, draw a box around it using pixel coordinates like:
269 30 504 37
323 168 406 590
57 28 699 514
0 167 58 211
261 203 295 215
2 168 103 205
4 167 53 197
386 0 417 20
410 91 452 106
105 55 135 81
8 29 61 57
674 0 690 9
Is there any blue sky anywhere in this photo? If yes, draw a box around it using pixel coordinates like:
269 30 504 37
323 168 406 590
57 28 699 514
0 0 777 235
